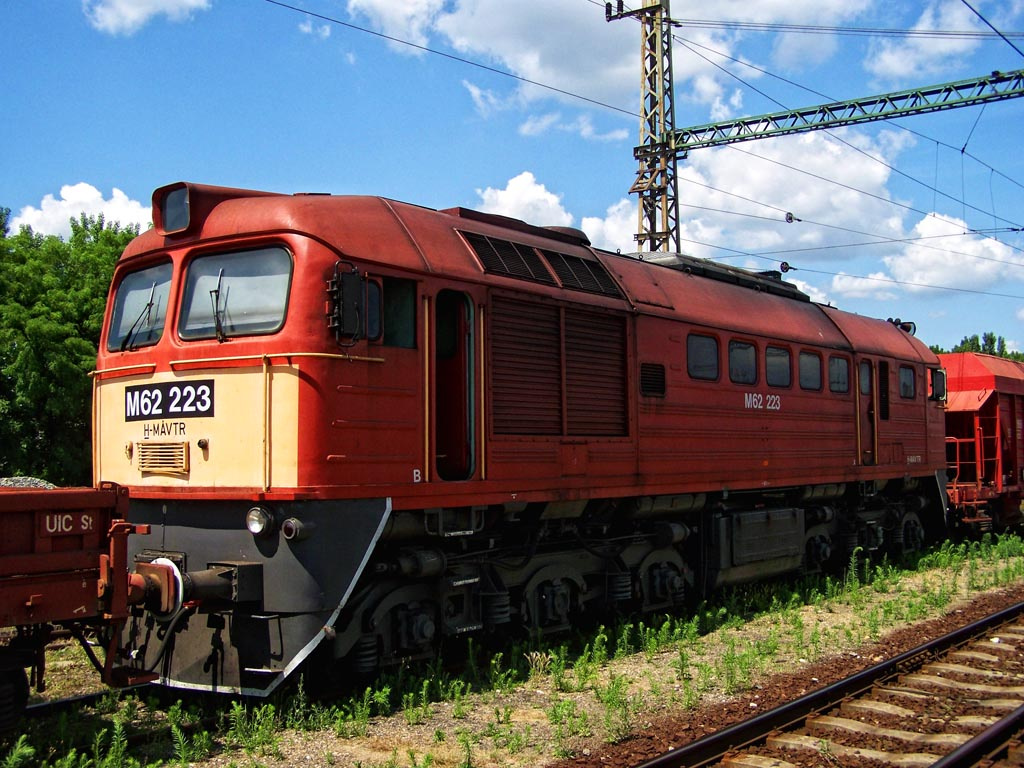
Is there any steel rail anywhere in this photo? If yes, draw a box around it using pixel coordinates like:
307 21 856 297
931 701 1024 768
633 600 1024 768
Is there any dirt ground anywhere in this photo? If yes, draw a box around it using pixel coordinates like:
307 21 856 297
25 568 1024 768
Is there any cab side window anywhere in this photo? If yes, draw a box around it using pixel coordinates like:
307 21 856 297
829 357 850 393
687 334 719 381
729 341 757 385
766 346 791 387
799 351 822 391
369 277 417 348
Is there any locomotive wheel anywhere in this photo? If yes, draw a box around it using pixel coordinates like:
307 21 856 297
899 511 927 557
0 668 28 732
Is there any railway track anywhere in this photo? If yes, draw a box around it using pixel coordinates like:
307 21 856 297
635 601 1024 768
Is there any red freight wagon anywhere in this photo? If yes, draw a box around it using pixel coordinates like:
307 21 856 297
94 182 949 696
941 352 1024 528
0 483 168 727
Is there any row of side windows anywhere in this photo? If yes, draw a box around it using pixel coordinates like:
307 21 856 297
688 334 853 393
638 334 917 399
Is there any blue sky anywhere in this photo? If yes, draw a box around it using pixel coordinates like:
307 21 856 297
4 0 1024 351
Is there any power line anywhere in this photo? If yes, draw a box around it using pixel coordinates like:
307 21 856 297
671 18 1024 39
671 35 1024 233
671 32 1024 196
958 0 1024 59
272 0 1024 286
263 0 638 118
679 186 1024 265
676 235 1024 300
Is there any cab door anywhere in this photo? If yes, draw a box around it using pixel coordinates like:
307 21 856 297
434 289 475 481
857 359 876 465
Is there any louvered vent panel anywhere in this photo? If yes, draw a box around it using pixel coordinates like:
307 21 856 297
462 232 556 285
565 310 627 436
137 442 190 474
640 363 666 397
491 297 562 435
542 251 623 298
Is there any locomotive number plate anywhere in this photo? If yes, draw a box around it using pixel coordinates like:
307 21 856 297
125 380 215 422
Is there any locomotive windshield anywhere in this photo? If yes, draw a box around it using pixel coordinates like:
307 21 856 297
179 247 292 340
107 261 172 352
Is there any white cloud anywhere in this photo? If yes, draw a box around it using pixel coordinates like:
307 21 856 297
462 81 508 117
346 0 445 51
11 183 151 240
518 113 629 142
674 129 908 263
830 272 900 301
772 31 838 71
785 276 830 304
475 172 573 227
567 115 629 143
519 113 561 137
883 213 1024 293
581 199 636 252
340 0 874 126
864 0 990 80
83 0 210 35
299 17 331 39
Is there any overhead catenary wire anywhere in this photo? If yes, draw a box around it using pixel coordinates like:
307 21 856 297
670 18 1024 39
670 35 1024 233
958 0 1024 60
670 32 1024 196
271 0 1024 233
594 0 1024 266
265 0 1024 294
263 0 638 118
680 199 1024 266
676 235 1024 301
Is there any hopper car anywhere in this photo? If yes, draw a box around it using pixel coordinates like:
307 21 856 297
941 351 1024 529
92 181 950 696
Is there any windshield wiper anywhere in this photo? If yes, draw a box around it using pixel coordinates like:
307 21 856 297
209 268 227 343
120 282 157 352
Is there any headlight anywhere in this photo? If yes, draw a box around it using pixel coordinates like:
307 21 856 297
245 506 274 536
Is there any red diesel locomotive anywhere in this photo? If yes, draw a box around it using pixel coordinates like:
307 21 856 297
94 182 949 696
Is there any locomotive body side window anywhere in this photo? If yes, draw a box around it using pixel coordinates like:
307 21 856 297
828 356 850 393
107 261 173 351
899 365 915 398
365 280 382 341
687 334 719 381
799 351 822 391
859 360 872 395
179 247 291 340
728 341 757 385
380 277 417 348
766 346 791 388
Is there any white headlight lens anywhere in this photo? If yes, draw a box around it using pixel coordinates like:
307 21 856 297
246 506 272 535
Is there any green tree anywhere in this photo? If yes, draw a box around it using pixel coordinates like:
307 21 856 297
0 214 137 484
932 332 1024 362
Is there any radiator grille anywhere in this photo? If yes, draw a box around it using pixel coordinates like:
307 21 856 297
462 232 556 285
491 296 627 437
541 251 622 298
136 441 190 474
